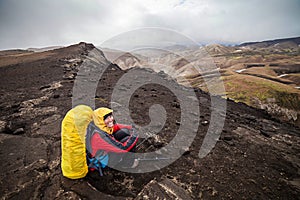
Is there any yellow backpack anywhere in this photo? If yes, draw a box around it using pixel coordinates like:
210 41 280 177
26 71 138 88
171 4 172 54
61 105 93 179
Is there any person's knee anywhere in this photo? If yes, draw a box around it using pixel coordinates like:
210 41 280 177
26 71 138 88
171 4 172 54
114 128 130 141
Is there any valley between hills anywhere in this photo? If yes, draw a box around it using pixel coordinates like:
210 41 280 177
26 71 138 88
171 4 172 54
102 36 300 126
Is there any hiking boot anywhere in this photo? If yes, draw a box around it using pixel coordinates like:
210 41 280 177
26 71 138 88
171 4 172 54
121 159 139 169
131 159 139 168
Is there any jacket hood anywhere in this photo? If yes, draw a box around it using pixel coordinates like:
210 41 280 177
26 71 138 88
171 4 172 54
93 107 113 134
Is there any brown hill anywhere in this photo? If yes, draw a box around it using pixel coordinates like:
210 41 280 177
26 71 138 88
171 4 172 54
99 47 145 70
204 44 235 55
0 43 299 199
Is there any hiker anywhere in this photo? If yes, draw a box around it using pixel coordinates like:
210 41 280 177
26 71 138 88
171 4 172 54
61 105 138 179
86 107 139 171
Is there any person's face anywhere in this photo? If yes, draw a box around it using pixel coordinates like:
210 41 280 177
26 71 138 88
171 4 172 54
104 115 114 128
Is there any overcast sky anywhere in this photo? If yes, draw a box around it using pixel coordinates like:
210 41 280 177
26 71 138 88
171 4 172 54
0 0 300 50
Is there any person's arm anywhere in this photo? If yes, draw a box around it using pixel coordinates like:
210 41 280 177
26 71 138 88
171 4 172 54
91 130 138 154
113 123 132 133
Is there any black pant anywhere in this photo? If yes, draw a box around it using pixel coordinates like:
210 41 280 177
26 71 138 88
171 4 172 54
108 129 136 168
113 128 130 142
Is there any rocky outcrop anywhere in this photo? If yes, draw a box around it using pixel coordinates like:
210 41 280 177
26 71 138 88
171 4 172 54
135 178 193 200
253 97 300 125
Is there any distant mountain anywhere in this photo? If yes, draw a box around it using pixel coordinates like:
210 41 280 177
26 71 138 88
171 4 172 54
239 36 300 49
99 47 146 70
27 45 63 52
0 49 33 56
204 44 236 55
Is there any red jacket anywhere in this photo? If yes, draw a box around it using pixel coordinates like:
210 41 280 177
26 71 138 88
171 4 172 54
87 123 138 157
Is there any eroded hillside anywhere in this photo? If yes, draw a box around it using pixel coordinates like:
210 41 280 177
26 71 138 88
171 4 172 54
103 37 300 126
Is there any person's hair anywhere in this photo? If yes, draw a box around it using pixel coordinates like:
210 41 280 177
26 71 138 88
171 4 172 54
103 112 113 120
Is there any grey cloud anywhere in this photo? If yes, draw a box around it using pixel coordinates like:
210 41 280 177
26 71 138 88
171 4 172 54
0 0 299 50
0 0 111 49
